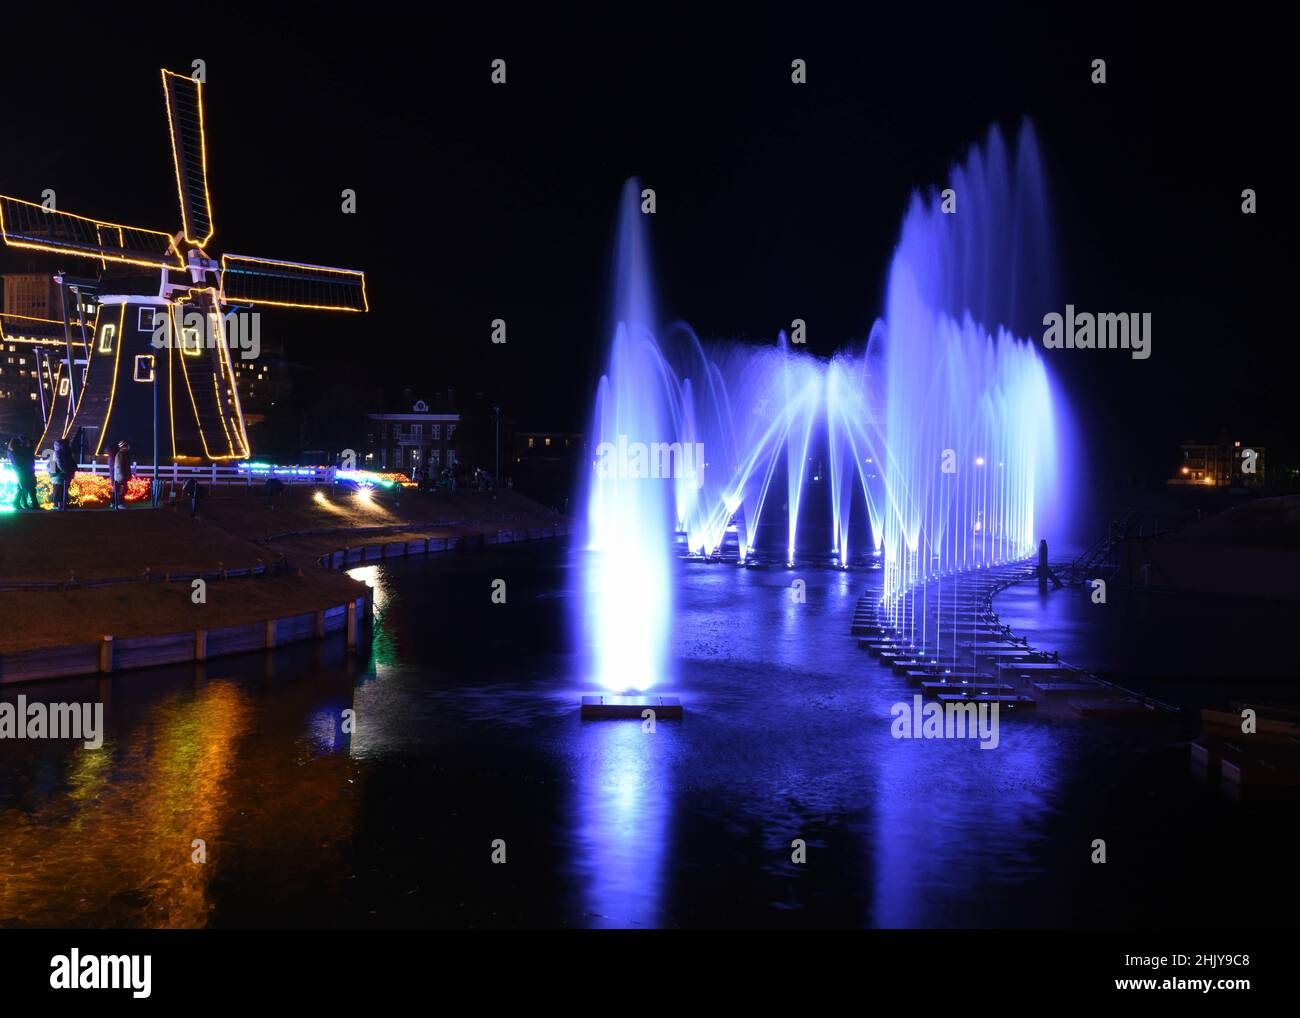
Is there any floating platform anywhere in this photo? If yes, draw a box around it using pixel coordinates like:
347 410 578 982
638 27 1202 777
1221 749 1300 787
580 695 684 719
964 648 1051 659
1069 697 1151 718
862 641 926 655
906 669 997 683
921 681 1016 697
998 662 1072 678
936 693 1036 708
890 659 948 674
877 647 941 660
1201 707 1300 741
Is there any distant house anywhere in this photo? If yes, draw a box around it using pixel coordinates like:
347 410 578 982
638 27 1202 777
512 430 583 509
366 398 460 476
1170 438 1265 488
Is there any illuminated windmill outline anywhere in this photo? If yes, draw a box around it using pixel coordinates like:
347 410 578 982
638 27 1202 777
0 68 368 462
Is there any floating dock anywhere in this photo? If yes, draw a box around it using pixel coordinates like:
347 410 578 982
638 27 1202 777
853 562 1178 723
580 695 684 720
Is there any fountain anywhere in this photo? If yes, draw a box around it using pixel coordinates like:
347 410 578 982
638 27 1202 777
578 123 1067 702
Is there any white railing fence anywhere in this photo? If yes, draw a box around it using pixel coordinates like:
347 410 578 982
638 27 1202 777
66 462 338 486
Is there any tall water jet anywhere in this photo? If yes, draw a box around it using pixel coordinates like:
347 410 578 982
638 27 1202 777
581 179 675 692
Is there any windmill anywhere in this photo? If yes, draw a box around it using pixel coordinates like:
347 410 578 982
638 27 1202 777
0 68 368 464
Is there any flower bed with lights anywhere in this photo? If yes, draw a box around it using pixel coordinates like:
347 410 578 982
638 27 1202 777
1 464 153 511
334 469 415 489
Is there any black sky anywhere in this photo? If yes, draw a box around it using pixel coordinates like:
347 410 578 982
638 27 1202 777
0 5 1284 484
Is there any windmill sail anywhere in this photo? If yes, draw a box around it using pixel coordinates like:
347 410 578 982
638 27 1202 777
0 313 89 345
0 195 183 269
220 253 368 312
162 69 215 247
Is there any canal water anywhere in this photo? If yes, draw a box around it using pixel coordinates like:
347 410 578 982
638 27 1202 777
1 541 1294 928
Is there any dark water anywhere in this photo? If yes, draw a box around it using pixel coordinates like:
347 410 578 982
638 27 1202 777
994 581 1299 707
2 542 1295 928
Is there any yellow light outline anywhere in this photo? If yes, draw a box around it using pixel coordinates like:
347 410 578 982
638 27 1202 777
167 305 178 459
206 308 236 455
219 253 369 313
0 312 91 347
35 304 101 452
174 288 248 461
35 359 65 452
212 373 236 454
0 194 185 270
76 306 103 424
209 302 250 458
161 69 215 248
1 312 81 326
175 299 215 459
93 304 127 456
214 308 251 457
181 323 202 357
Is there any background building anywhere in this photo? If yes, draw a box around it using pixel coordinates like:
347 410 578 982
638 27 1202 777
512 430 583 511
3 273 61 318
0 273 95 437
1 274 86 434
366 396 460 477
232 338 293 460
1170 436 1266 488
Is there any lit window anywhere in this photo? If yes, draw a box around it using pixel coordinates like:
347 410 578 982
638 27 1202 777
133 354 156 382
98 323 116 353
182 326 202 357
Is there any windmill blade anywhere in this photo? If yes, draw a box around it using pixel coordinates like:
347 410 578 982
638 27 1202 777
162 69 215 247
0 312 90 345
0 195 184 269
220 253 369 312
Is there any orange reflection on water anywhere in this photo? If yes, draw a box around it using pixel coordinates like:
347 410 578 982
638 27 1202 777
0 681 250 928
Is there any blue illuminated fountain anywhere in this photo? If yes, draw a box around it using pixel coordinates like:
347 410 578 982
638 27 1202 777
580 124 1066 695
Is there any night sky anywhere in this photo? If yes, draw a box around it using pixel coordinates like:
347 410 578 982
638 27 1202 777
0 7 1281 487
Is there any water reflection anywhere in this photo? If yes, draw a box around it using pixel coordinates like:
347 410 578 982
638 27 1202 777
0 681 250 927
570 719 672 928
870 722 1061 927
0 651 363 929
348 564 397 668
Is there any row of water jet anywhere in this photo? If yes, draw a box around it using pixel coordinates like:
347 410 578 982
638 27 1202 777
580 125 1066 691
875 121 1062 632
